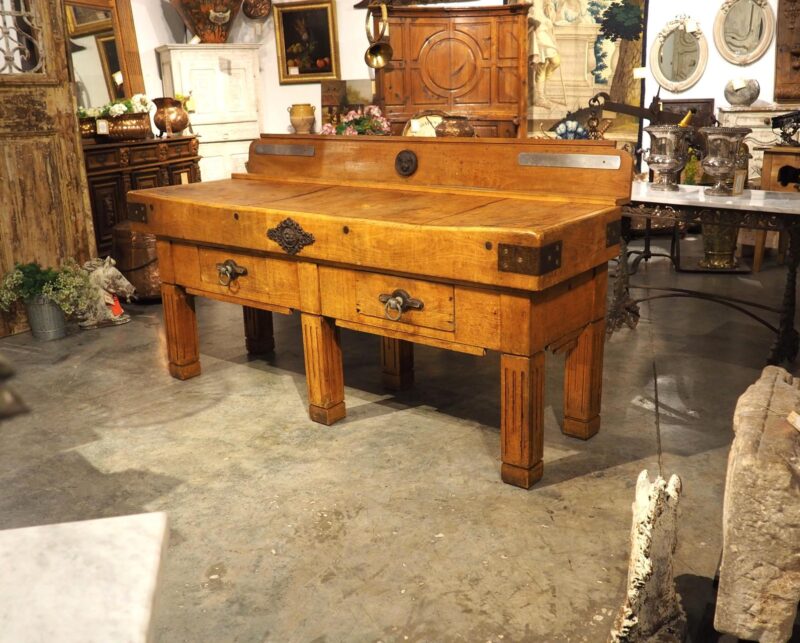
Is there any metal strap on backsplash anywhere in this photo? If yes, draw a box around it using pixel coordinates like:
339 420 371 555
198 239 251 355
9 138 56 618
518 153 621 170
254 143 316 157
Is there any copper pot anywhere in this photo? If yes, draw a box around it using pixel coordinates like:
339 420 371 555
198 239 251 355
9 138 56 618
169 0 242 43
435 115 475 138
106 113 151 141
153 97 190 137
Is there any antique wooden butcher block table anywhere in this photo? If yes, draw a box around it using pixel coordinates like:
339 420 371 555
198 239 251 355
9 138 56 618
128 135 632 488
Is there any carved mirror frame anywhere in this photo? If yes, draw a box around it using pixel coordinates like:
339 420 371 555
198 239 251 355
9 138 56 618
65 0 144 96
713 0 775 65
650 16 709 93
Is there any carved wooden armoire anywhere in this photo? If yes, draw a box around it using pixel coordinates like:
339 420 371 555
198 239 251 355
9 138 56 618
373 5 529 137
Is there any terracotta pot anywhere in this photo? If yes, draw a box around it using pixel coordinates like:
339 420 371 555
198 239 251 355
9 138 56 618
153 97 190 137
289 103 315 134
435 115 475 137
169 0 242 43
106 113 151 141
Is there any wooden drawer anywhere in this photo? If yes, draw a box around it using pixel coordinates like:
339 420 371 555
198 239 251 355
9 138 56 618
171 244 301 309
320 266 455 333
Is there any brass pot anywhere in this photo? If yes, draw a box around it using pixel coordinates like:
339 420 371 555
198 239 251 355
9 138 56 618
700 223 739 269
106 113 151 141
153 97 190 137
79 117 96 139
289 103 315 134
435 115 475 137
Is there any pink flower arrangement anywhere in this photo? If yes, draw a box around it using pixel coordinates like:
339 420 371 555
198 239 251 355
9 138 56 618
320 105 392 136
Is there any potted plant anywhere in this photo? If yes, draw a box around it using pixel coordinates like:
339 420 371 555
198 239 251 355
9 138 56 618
104 94 154 140
319 105 391 136
0 262 93 341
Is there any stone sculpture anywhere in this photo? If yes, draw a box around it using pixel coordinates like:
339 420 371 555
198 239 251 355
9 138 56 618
80 258 135 329
715 365 800 643
609 470 686 643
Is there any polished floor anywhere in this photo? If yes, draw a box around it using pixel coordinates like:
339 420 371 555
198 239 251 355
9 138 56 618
0 239 795 642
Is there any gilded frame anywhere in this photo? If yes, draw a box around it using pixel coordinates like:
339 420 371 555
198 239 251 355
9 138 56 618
713 0 774 65
274 0 340 85
95 32 124 99
65 5 112 37
650 16 708 94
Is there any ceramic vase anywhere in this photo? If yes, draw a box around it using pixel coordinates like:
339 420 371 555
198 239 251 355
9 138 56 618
289 104 315 134
153 97 190 137
169 0 242 43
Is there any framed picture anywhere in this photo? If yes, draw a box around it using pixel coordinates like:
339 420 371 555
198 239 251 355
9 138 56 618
657 98 716 128
95 33 125 100
274 0 340 85
66 6 113 37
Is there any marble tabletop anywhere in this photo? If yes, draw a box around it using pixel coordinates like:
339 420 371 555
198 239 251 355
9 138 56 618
631 182 800 215
0 512 168 643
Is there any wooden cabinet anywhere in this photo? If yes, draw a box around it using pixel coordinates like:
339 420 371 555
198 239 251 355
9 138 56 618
82 136 200 256
373 5 528 137
761 147 800 192
157 44 262 180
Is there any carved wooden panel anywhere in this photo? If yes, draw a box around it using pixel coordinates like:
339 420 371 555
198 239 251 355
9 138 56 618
776 0 800 101
374 5 528 137
0 0 95 337
88 175 124 256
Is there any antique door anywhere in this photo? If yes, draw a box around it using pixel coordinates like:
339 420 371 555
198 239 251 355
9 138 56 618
0 0 95 336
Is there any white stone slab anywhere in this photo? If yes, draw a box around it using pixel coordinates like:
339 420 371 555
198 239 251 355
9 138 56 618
0 512 168 643
631 181 800 215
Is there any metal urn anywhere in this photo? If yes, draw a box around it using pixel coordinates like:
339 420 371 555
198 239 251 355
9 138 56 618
698 127 752 196
644 125 694 191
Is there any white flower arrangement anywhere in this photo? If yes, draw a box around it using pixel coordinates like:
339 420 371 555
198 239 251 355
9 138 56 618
77 94 154 120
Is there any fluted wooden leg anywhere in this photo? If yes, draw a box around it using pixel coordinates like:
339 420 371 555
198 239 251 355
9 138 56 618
500 352 545 489
380 337 414 391
243 307 274 355
301 313 346 425
161 283 201 380
563 319 604 439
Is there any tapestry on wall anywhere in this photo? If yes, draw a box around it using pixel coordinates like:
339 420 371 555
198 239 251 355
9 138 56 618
518 0 647 145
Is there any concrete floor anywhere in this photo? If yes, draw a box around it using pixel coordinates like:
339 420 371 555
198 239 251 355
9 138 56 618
0 239 794 642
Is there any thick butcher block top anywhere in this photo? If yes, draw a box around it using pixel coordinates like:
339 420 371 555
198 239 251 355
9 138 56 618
128 135 633 291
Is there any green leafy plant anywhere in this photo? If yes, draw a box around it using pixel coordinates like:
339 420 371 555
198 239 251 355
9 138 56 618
0 261 93 317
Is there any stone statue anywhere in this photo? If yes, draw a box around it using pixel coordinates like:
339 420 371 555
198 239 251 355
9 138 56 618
80 257 136 329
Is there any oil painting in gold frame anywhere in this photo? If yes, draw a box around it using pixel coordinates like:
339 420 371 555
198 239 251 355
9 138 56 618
274 0 340 85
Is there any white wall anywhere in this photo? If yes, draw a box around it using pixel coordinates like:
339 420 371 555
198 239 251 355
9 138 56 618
643 0 779 113
132 0 782 133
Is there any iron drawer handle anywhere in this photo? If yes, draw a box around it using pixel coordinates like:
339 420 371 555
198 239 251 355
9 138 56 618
378 289 424 321
216 259 247 286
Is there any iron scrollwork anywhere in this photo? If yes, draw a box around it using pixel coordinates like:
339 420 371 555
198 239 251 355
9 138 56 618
267 217 315 255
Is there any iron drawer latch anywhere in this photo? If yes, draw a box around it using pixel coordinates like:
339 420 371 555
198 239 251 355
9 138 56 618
378 289 424 321
216 259 247 286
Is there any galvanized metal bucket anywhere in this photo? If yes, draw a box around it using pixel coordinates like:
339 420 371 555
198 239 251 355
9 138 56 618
24 296 67 341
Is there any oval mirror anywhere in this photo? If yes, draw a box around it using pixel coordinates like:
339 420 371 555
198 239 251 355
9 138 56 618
713 0 774 65
650 17 708 93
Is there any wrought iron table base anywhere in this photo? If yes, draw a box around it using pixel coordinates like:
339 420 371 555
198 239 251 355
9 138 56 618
608 205 800 365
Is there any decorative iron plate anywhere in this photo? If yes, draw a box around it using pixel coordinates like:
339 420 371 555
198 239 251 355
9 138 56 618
606 219 622 247
267 218 315 255
518 153 621 170
128 202 147 223
498 241 562 276
395 150 418 177
254 143 316 157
